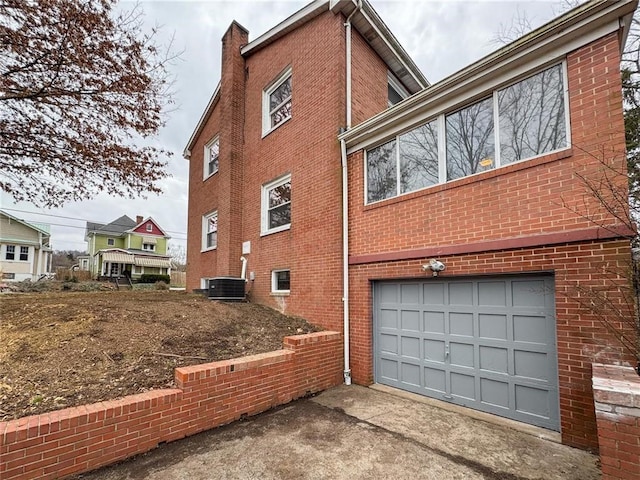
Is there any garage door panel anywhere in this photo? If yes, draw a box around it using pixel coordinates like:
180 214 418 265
380 358 399 382
380 309 398 329
401 362 421 387
513 315 549 344
451 372 476 400
375 275 559 431
448 282 474 305
401 336 420 359
479 345 509 374
478 281 507 306
514 350 549 381
450 342 474 368
478 314 508 340
512 280 547 307
401 284 420 303
379 333 398 354
401 310 420 331
424 339 446 362
424 311 445 333
423 283 445 304
449 312 474 336
480 378 510 409
424 367 446 393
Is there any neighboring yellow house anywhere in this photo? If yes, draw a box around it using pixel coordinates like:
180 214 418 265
0 210 52 281
83 215 172 280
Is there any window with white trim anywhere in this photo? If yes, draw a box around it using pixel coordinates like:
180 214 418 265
261 174 291 235
107 238 115 246
271 269 290 294
19 246 28 261
388 72 409 107
146 223 153 232
202 211 218 251
5 245 15 260
366 63 569 204
142 243 155 251
262 68 292 136
204 136 219 179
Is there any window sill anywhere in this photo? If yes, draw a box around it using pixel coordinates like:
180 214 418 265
260 224 291 237
203 170 218 181
201 246 217 253
261 116 291 139
270 291 290 297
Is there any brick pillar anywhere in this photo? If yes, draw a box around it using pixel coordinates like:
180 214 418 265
217 21 248 277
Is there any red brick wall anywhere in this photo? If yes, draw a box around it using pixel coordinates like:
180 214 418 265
0 332 342 480
186 10 392 332
345 32 632 452
593 364 640 479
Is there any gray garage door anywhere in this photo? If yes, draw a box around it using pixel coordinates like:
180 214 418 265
374 275 559 430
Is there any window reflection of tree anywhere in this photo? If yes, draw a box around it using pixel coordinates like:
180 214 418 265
499 65 565 164
269 182 291 228
270 78 292 127
400 121 439 193
367 141 397 202
446 98 495 181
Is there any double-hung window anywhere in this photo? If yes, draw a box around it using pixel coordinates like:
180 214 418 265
19 246 28 261
261 174 291 235
202 211 218 251
262 68 292 136
204 136 219 179
142 243 155 251
5 245 15 260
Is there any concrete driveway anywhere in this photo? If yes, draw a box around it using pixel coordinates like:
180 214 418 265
71 385 599 480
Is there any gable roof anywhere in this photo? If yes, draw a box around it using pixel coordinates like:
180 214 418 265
127 217 171 239
0 210 51 237
183 0 428 159
86 215 137 237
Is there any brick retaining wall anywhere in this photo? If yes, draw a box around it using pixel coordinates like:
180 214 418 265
0 331 342 480
593 363 640 479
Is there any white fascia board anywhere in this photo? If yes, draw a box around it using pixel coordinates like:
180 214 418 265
240 0 329 56
340 0 637 153
183 82 221 159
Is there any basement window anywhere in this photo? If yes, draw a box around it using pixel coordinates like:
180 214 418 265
271 269 290 294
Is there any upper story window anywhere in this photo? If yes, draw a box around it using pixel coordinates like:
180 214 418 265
204 136 219 179
388 72 409 107
261 174 291 236
202 211 218 251
262 68 292 136
146 223 153 232
19 246 28 261
142 243 156 251
107 238 115 246
5 245 15 260
366 63 569 204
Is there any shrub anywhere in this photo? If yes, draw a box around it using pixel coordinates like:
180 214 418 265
154 281 169 290
139 274 170 284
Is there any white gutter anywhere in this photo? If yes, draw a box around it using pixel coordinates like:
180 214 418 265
341 0 360 386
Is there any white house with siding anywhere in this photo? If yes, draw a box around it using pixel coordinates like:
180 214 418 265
0 210 53 281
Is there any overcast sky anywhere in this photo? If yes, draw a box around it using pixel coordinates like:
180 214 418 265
1 0 566 252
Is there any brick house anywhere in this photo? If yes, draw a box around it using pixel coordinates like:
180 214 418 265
185 0 638 451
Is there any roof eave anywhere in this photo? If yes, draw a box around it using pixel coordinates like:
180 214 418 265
183 82 221 158
339 0 637 148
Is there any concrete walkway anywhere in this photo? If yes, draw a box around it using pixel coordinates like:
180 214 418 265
71 385 599 480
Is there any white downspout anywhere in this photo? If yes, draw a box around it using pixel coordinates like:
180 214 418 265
342 0 360 386
240 256 248 281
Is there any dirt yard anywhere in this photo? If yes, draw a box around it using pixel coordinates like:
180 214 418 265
0 290 320 421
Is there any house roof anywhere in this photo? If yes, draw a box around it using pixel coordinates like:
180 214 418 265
183 0 428 159
339 0 639 151
0 210 51 237
127 217 171 239
86 215 137 237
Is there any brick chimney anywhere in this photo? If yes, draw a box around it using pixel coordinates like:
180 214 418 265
136 215 143 224
217 21 248 277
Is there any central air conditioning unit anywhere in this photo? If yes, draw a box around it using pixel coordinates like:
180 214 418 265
208 277 246 301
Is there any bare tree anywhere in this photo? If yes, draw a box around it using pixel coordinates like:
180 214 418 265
0 0 176 207
167 243 186 272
